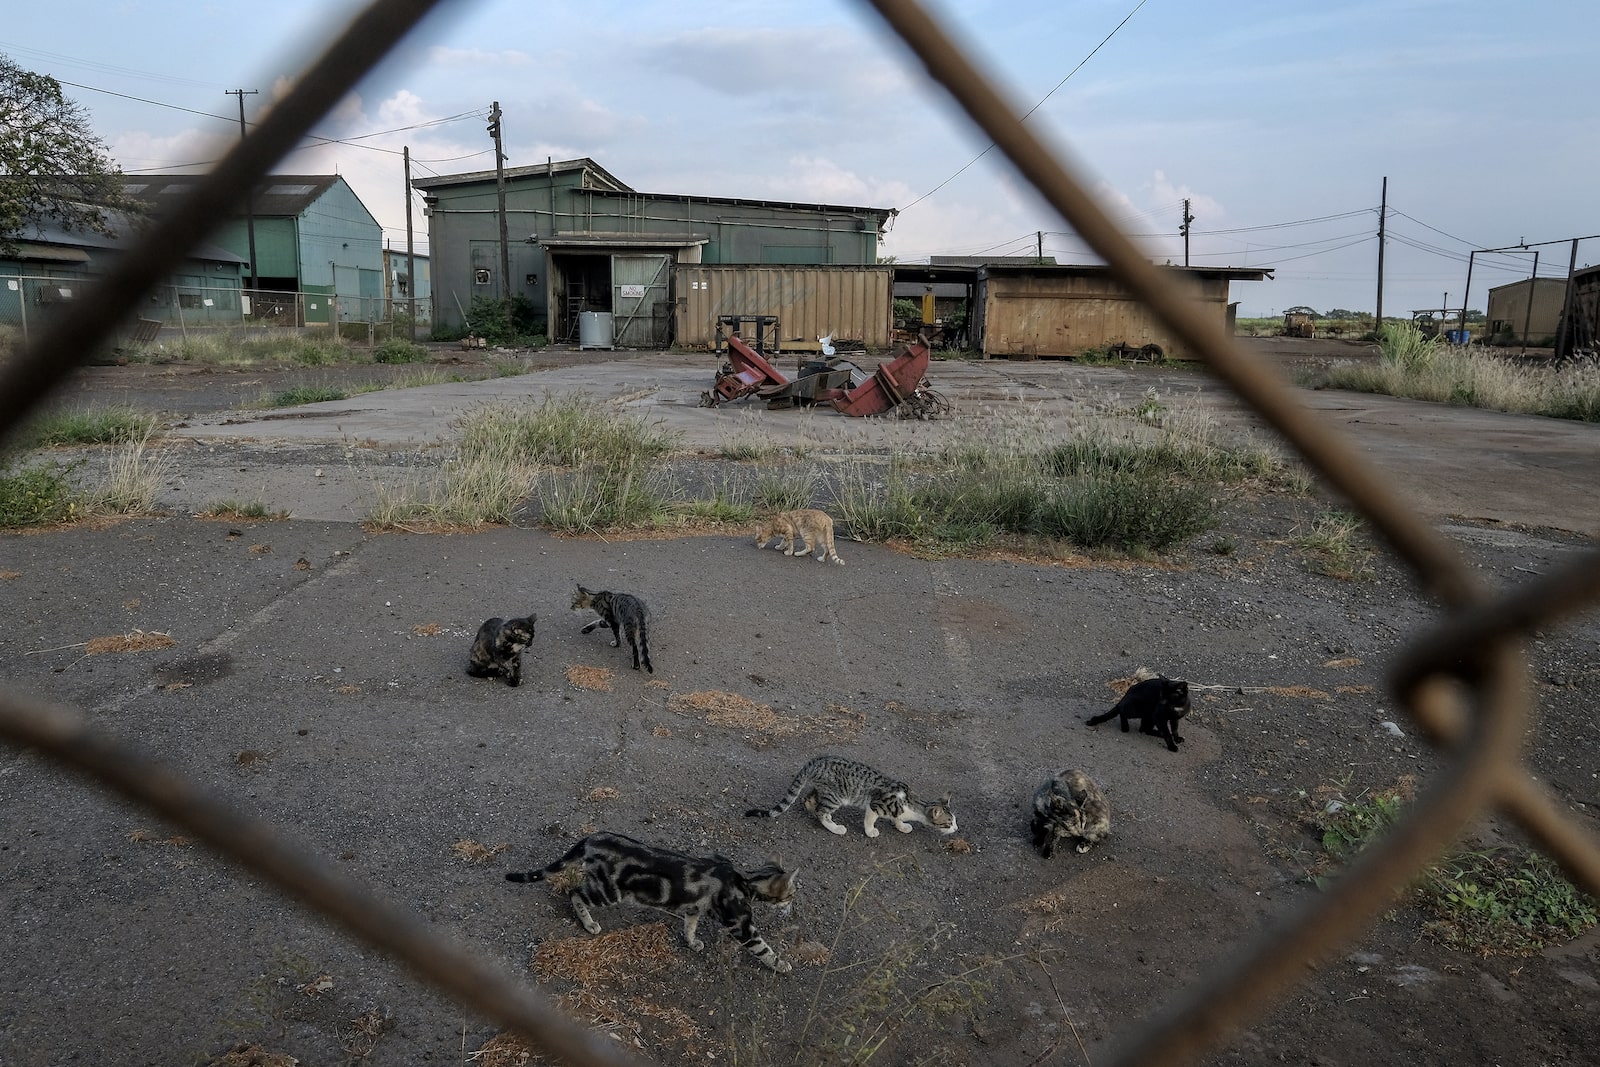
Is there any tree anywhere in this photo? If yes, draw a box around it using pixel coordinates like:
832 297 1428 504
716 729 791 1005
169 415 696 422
0 54 135 254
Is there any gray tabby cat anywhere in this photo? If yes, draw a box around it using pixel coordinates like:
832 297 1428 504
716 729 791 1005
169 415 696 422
1031 769 1111 857
505 831 795 972
746 755 957 838
465 613 536 687
571 584 653 673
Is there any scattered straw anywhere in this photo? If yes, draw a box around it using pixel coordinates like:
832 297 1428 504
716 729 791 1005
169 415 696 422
566 664 614 691
206 1043 300 1067
412 622 442 637
127 829 191 846
588 786 621 801
651 725 673 738
0 570 19 580
668 690 800 736
1336 684 1375 694
944 837 973 854
334 684 361 695
249 543 271 554
533 921 678 985
470 1032 535 1067
234 750 273 769
85 630 176 655
452 839 510 864
294 557 312 571
1322 657 1362 669
1263 685 1331 699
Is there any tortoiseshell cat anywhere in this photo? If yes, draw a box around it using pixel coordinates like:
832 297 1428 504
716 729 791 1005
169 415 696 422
465 613 536 687
1085 675 1191 753
571 584 653 673
746 755 956 837
754 508 844 565
1031 769 1112 857
505 831 796 972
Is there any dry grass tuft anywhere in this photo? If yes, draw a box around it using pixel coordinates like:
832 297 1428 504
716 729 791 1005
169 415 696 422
249 543 271 554
668 689 800 736
651 725 672 738
1322 657 1362 669
205 1043 300 1067
565 664 614 691
533 921 678 985
1336 684 1375 694
1264 685 1331 699
127 828 191 846
452 839 509 864
411 622 442 637
469 1031 536 1066
0 570 19 579
791 939 833 966
85 629 176 655
587 786 621 800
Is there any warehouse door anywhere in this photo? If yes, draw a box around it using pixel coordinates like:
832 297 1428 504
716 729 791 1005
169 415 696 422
611 254 671 348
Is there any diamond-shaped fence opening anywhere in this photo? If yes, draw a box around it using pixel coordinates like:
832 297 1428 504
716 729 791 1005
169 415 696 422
3 2 1598 1066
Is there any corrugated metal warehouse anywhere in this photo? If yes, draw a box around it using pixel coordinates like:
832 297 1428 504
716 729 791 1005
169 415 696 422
414 157 895 345
1485 277 1568 344
972 264 1271 360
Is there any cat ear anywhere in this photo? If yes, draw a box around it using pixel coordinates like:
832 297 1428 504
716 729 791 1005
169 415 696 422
937 793 952 807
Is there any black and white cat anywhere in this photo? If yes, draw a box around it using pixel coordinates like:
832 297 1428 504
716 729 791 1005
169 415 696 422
505 831 795 972
571 585 653 673
746 755 957 838
466 613 536 687
1085 675 1191 752
1031 769 1112 857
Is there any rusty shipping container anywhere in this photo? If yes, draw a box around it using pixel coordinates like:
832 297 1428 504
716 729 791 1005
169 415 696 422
973 265 1268 360
674 265 893 351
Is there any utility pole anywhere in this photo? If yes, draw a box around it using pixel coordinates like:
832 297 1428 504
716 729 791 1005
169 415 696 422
1036 230 1043 261
1555 238 1580 359
404 146 416 342
225 89 260 290
488 102 510 305
1179 198 1194 266
1374 177 1388 333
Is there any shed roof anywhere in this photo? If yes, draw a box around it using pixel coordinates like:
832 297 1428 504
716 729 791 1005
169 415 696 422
19 214 244 265
121 174 347 218
412 157 631 193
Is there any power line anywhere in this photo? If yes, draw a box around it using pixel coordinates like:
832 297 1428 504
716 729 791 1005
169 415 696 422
897 0 1149 215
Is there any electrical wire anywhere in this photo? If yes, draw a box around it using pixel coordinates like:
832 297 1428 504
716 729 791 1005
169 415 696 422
897 0 1149 215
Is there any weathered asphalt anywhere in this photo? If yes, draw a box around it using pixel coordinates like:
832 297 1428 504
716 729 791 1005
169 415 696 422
154 345 1600 534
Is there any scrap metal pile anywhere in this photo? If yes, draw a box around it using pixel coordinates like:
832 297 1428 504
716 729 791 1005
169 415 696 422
700 325 950 419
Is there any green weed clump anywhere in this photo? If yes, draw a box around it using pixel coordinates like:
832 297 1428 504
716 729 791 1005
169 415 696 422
1308 781 1598 954
264 385 348 408
0 460 79 527
17 406 160 448
1293 510 1374 579
372 338 430 364
457 394 678 468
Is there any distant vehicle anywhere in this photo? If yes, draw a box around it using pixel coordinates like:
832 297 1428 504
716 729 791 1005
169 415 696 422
1282 309 1316 338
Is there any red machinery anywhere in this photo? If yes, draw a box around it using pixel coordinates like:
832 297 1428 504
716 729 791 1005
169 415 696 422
703 336 947 419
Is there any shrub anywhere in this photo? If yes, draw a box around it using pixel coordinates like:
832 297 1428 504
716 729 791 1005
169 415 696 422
0 459 78 527
372 338 430 364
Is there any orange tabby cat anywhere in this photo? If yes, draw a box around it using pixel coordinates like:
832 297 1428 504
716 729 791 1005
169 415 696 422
754 508 844 565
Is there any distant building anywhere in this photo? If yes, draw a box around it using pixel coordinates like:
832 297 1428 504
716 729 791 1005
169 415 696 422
0 213 244 338
414 157 895 345
122 174 383 323
1486 277 1568 344
382 247 431 326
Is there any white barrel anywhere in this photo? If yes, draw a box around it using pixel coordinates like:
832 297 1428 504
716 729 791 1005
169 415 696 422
578 311 615 350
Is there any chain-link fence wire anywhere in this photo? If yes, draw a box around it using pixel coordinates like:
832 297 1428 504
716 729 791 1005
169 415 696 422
1 0 1598 1064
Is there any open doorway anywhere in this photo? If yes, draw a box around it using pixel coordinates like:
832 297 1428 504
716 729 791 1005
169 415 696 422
550 253 610 344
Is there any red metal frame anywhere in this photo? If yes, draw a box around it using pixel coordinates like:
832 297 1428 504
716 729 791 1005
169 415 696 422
711 335 789 404
831 341 931 417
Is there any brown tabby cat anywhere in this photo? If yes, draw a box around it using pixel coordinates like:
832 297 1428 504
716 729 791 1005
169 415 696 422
754 508 844 565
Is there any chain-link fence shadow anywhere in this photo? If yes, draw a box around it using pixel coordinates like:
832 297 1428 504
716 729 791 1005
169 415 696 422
3 2 1598 1065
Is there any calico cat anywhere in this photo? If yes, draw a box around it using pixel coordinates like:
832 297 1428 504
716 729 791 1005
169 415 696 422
1031 769 1112 857
1085 675 1191 752
746 755 956 837
505 831 796 973
754 508 844 566
571 585 653 673
465 613 537 687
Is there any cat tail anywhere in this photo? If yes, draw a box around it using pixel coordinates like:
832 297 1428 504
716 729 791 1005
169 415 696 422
745 770 812 819
505 839 587 883
1084 708 1117 727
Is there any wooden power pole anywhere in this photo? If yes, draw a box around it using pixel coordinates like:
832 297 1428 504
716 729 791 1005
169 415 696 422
225 89 259 289
489 102 510 305
1375 177 1388 332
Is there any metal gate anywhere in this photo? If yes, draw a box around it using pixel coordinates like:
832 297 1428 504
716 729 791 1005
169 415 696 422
611 253 670 347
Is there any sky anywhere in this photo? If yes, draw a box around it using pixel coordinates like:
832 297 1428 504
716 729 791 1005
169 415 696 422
3 0 1595 317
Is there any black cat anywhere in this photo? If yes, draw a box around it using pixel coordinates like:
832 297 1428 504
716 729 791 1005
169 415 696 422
571 585 653 673
1085 676 1190 752
466 613 537 687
